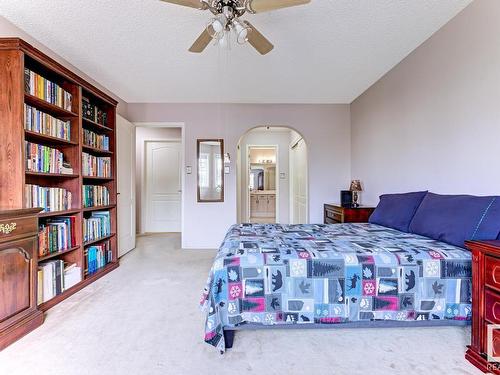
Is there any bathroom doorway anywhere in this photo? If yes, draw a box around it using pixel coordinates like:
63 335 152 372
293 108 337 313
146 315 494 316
247 146 278 223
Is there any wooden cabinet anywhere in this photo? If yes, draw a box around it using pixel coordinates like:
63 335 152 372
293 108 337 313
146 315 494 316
250 193 276 218
0 208 44 350
324 204 375 224
465 240 500 374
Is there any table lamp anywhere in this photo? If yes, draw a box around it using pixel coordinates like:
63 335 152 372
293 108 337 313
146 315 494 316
350 180 362 207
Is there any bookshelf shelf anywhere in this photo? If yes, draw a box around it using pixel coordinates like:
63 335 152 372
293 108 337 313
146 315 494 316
84 261 118 279
82 144 113 156
0 38 119 340
24 93 78 119
38 246 80 262
38 209 81 218
82 204 116 212
83 233 116 247
82 176 114 181
82 117 113 132
37 263 122 312
24 130 78 146
25 171 79 178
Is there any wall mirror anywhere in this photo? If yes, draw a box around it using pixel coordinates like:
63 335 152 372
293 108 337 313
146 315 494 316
197 139 224 202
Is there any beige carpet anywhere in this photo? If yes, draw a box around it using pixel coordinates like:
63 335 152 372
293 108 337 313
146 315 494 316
0 234 481 375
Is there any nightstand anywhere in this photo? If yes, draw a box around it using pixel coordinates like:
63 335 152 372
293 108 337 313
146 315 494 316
323 204 375 224
465 240 500 374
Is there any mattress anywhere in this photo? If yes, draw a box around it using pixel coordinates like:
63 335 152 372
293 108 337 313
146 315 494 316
200 223 472 352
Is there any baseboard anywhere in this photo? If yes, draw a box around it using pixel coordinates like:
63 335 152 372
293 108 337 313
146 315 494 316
0 309 44 351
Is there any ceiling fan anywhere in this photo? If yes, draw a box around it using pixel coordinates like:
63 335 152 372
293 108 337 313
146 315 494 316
160 0 311 55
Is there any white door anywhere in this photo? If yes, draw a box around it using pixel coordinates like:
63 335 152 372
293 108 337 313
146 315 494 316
116 115 136 257
145 141 181 232
291 138 308 224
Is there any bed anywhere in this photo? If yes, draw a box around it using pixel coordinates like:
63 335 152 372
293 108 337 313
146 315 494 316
200 222 472 353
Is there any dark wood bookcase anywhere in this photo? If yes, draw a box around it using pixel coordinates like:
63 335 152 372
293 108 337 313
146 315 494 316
0 38 119 313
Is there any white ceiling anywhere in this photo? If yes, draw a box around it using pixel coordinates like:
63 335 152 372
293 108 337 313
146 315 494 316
0 0 472 103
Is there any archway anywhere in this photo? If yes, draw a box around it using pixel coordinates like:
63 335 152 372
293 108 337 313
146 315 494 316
236 126 308 224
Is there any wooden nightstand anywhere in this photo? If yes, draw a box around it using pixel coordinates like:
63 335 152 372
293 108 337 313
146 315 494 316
324 204 375 224
465 240 500 374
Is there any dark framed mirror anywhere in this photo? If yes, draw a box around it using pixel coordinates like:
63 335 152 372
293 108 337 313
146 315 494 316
197 139 224 202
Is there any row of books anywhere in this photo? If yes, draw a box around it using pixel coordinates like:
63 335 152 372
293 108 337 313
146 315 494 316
82 97 108 126
83 211 111 243
82 153 111 177
25 141 65 174
86 241 112 275
24 104 71 141
83 129 109 151
38 216 76 257
25 184 72 213
83 185 110 208
25 68 73 111
37 261 81 304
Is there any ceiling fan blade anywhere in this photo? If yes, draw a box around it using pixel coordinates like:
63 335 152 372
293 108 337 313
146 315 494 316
247 0 311 13
159 0 206 10
189 25 215 53
244 21 274 55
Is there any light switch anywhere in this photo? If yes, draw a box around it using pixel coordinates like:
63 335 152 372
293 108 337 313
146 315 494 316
186 166 192 174
280 172 286 179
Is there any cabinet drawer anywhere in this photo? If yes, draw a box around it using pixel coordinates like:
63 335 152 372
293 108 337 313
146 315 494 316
325 217 340 225
486 256 500 292
485 289 500 324
325 209 342 223
484 324 500 359
0 215 38 244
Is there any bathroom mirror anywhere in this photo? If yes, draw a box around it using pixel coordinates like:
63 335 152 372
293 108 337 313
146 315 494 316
197 139 224 202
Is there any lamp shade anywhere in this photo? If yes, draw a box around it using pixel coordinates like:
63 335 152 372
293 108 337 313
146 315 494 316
350 180 362 192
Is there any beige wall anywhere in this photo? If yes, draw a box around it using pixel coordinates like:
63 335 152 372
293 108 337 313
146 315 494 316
350 0 500 205
0 16 128 117
135 126 182 233
127 104 351 248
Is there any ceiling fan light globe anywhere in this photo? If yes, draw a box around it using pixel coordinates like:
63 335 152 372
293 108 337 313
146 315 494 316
236 28 248 44
212 19 224 33
232 18 251 45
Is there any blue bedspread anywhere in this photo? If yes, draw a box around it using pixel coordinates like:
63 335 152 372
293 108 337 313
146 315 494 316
200 223 472 352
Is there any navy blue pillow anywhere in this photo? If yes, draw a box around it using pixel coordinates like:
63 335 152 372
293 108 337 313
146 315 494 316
409 193 500 248
369 191 428 232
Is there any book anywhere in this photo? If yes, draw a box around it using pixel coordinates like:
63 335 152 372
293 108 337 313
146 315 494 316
83 185 110 208
24 104 71 141
82 153 111 177
64 264 82 289
83 129 109 150
25 184 72 212
85 240 112 275
83 211 111 242
24 68 72 111
37 269 43 305
38 216 76 257
38 261 81 303
25 141 66 174
39 260 65 303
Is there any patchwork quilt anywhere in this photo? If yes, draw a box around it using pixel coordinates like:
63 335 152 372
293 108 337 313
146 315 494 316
200 223 472 352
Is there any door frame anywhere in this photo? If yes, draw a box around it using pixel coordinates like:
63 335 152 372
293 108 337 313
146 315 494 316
289 136 309 224
116 115 137 257
133 122 185 237
245 144 279 223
